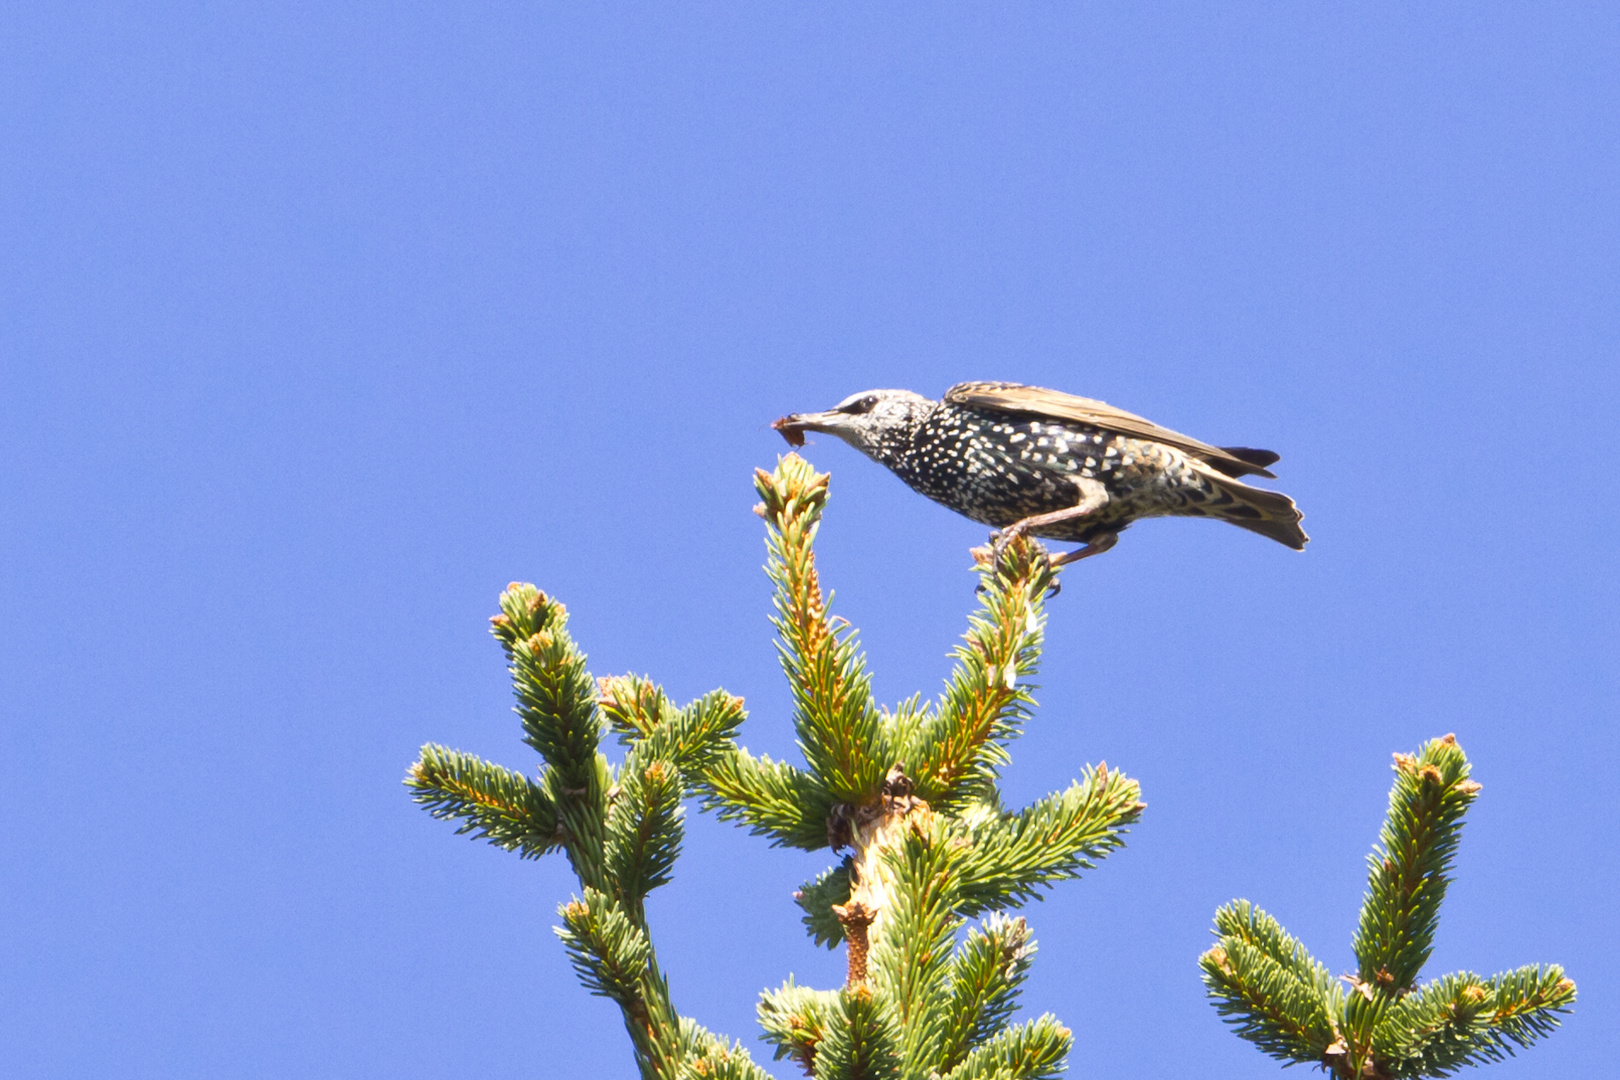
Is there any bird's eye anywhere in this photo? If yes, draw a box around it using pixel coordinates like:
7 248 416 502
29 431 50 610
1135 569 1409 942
838 395 879 415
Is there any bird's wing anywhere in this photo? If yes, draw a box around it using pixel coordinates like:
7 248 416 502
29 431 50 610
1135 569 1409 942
944 381 1277 479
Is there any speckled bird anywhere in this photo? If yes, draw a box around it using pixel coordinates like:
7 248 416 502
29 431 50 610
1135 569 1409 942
773 381 1307 565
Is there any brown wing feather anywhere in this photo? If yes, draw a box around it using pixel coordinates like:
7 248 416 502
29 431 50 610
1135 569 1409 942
944 381 1278 479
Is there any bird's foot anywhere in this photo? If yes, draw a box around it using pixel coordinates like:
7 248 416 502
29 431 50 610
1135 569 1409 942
988 524 1031 565
974 528 1029 577
973 529 1047 586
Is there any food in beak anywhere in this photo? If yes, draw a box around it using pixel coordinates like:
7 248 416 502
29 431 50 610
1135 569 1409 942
772 415 808 447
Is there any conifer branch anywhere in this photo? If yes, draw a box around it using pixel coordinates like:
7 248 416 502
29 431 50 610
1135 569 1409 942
1210 900 1342 1001
556 888 689 1077
558 887 655 1006
1364 965 1575 1078
953 765 1144 914
600 679 749 783
1203 736 1575 1078
1372 971 1496 1075
795 864 853 948
758 980 841 1075
755 457 891 804
939 916 1036 1071
410 582 774 1080
702 748 837 850
674 1023 777 1080
1199 902 1340 1063
599 672 678 740
487 583 611 888
941 1015 1071 1080
1480 964 1577 1055
489 584 604 792
1353 735 1480 993
405 744 562 857
905 538 1052 809
869 817 963 1075
674 1054 773 1080
603 756 685 922
557 888 692 1080
811 986 904 1080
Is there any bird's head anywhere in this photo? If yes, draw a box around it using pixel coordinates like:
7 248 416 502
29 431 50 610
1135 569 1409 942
773 389 936 464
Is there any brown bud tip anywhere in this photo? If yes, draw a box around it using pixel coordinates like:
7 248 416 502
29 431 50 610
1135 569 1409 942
1458 780 1482 795
832 900 876 927
489 614 509 627
752 502 767 518
1557 978 1576 994
506 581 524 593
1462 985 1488 1004
1440 733 1457 745
772 416 807 447
1419 764 1443 785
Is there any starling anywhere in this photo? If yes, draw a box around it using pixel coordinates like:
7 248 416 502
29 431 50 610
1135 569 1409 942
773 381 1307 566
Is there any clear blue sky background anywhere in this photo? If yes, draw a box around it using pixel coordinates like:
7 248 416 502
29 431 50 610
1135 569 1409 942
2 3 1614 1077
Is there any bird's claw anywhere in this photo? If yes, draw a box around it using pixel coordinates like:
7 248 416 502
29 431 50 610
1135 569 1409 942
988 526 1025 565
971 534 1065 598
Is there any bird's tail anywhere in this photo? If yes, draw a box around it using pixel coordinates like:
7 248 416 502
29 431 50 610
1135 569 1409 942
1196 466 1308 550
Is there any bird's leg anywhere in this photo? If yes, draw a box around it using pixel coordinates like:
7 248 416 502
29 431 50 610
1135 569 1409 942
991 479 1109 560
1050 531 1119 567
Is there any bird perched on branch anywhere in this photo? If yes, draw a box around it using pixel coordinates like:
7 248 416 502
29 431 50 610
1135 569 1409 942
773 381 1306 566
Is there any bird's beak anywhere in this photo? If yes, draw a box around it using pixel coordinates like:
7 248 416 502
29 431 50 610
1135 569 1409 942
772 409 846 448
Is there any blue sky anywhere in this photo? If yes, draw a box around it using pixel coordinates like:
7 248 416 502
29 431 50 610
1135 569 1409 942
2 3 1614 1076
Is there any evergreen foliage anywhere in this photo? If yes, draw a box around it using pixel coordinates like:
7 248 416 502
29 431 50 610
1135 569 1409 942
407 582 767 1080
1200 735 1576 1077
406 454 1141 1077
406 454 1573 1077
